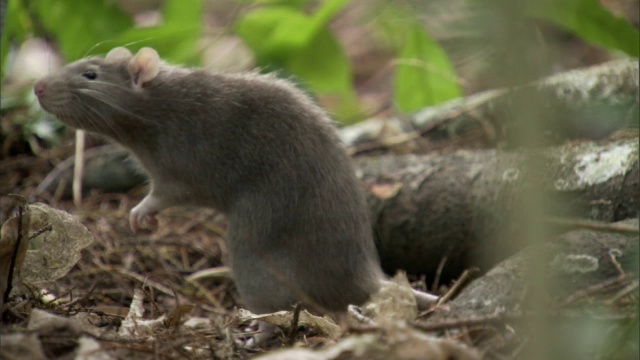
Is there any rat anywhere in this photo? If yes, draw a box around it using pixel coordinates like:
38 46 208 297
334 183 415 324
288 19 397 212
34 47 435 343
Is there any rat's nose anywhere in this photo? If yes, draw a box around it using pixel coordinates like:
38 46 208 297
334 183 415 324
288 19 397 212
34 80 46 97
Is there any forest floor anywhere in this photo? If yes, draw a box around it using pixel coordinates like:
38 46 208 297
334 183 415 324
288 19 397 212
2 1 638 359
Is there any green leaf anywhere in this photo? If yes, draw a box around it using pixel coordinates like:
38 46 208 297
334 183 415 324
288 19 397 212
235 7 314 64
530 0 639 57
394 24 461 112
32 0 132 61
235 0 350 64
251 0 312 7
96 0 203 65
2 0 31 79
236 3 359 120
311 0 350 30
163 0 204 27
286 28 360 120
109 25 202 65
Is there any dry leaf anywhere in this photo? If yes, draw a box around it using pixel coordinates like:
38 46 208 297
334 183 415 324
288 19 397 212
369 183 403 199
238 309 342 339
363 272 419 323
255 322 481 360
19 203 94 289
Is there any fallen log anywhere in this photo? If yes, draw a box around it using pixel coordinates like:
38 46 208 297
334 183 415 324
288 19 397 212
358 139 638 280
415 219 639 359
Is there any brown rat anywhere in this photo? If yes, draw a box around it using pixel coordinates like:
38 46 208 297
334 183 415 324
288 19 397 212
34 47 388 318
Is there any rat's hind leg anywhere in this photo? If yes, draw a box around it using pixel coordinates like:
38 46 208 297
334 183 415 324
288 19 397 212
243 320 282 348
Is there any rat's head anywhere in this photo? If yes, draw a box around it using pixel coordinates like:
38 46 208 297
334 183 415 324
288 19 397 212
34 47 160 136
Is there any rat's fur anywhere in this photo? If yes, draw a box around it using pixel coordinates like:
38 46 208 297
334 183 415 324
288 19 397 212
34 47 384 315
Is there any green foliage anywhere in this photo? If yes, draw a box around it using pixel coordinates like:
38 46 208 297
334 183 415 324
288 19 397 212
33 0 132 60
109 0 203 64
1 0 204 150
530 0 640 57
2 0 31 79
254 0 313 6
393 23 461 112
368 3 460 113
235 0 360 121
1 0 203 72
2 0 638 123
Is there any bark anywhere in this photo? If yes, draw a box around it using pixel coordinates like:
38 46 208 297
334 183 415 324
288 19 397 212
415 218 639 359
37 139 638 283
421 219 639 322
358 139 639 280
343 59 639 153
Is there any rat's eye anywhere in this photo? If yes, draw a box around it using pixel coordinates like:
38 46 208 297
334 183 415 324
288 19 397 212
82 71 97 80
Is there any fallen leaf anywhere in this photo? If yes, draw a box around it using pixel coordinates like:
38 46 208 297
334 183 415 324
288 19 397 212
369 183 403 199
363 271 418 323
19 203 94 289
254 322 481 360
238 309 342 339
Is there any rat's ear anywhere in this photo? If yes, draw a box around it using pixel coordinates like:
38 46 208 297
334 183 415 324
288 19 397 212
129 47 160 88
106 47 132 62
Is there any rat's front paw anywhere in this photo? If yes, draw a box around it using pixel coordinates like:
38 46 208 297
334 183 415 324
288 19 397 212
129 210 158 233
129 199 160 233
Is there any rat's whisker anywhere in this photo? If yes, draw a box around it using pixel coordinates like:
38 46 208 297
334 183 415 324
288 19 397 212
77 101 112 132
77 89 159 125
83 40 117 58
122 38 154 49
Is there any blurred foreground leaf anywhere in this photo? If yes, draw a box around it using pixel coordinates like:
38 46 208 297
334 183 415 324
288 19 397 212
531 0 640 57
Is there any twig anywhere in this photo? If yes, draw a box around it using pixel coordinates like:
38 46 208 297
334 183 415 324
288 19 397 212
287 303 301 346
606 280 639 305
609 250 626 276
545 217 639 234
413 313 522 332
185 278 225 310
115 268 220 314
560 274 635 306
436 267 479 306
3 206 24 307
73 129 86 206
347 92 496 156
431 254 448 292
117 269 173 298
29 224 52 240
62 283 97 310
